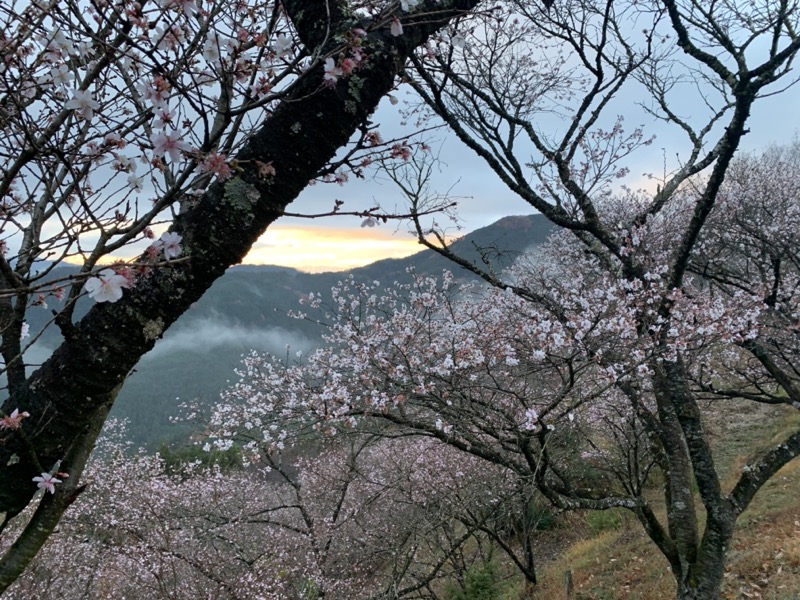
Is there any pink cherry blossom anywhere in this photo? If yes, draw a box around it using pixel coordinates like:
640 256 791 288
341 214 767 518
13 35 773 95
127 174 144 191
390 142 411 160
32 472 61 494
160 0 196 16
65 89 100 120
48 64 74 87
272 33 292 57
142 76 172 108
0 409 30 430
152 107 177 129
84 269 131 303
199 152 233 180
340 57 357 76
45 28 76 57
323 57 341 85
523 408 539 430
202 34 221 63
390 18 403 37
451 33 466 48
153 231 183 259
151 130 192 163
250 76 273 100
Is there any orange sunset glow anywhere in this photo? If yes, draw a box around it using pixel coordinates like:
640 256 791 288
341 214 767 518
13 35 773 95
64 223 430 272
244 224 425 272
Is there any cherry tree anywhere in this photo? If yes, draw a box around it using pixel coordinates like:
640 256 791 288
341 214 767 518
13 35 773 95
207 273 590 587
0 0 492 589
210 348 545 590
158 0 800 594
3 419 524 599
389 1 800 598
216 144 800 597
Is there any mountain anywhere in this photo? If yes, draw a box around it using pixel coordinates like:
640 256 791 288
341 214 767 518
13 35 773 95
94 214 554 446
352 214 555 282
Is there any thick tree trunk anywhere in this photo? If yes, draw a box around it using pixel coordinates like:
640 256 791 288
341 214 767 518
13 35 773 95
652 361 737 600
676 571 726 600
0 0 483 523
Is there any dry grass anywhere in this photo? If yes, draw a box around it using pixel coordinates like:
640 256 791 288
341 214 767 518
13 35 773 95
722 458 800 600
519 407 800 600
528 523 674 600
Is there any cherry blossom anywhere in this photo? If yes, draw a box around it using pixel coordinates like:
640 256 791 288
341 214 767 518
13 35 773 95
151 232 184 260
152 108 177 129
199 152 233 181
65 89 100 120
249 76 273 100
201 33 221 63
150 130 192 163
160 0 197 17
127 174 144 191
522 408 538 430
32 473 61 494
0 409 30 431
390 142 412 160
272 33 292 56
47 64 74 87
323 57 342 85
45 29 75 55
390 17 403 37
84 269 131 303
142 76 173 109
450 33 466 48
111 155 135 172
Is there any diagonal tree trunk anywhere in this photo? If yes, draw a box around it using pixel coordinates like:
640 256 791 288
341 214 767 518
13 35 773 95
0 0 484 541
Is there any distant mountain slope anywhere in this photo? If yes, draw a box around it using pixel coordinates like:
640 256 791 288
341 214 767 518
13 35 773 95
106 213 555 446
353 214 555 282
163 213 554 333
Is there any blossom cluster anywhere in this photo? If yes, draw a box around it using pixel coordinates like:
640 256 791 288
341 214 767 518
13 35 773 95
83 232 183 303
0 408 29 431
4 420 519 599
206 171 800 490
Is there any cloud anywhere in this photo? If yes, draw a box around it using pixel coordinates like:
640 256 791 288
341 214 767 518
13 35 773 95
143 319 316 360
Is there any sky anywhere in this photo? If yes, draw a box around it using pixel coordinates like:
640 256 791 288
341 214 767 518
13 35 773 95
247 224 425 272
257 103 530 272
253 78 800 273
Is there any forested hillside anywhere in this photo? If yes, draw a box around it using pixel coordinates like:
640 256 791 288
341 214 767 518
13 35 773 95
111 214 554 446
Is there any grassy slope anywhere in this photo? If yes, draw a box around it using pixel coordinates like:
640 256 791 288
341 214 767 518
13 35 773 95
505 406 800 600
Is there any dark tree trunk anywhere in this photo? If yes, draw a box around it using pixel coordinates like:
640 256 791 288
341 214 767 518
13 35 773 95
0 0 483 524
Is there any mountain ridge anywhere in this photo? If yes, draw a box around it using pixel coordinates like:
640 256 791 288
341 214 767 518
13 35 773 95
109 213 555 446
